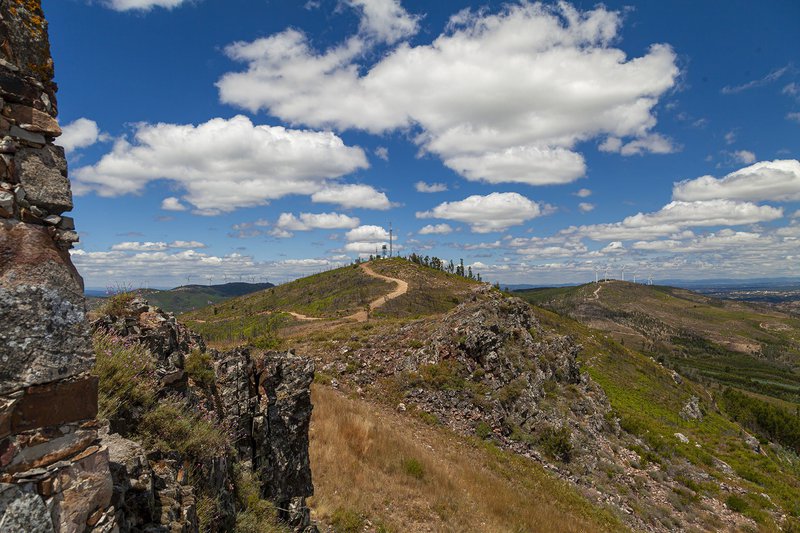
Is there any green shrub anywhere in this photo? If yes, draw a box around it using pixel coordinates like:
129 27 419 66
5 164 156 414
417 411 440 426
539 426 573 463
401 457 425 480
139 396 230 462
418 360 466 391
497 378 526 405
100 291 138 317
475 421 492 440
185 349 216 389
93 332 157 420
234 465 288 533
726 494 748 513
330 507 364 533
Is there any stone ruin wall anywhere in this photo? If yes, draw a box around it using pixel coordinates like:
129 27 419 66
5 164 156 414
0 1 115 531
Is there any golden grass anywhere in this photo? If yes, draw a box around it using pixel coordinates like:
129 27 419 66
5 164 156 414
308 385 623 533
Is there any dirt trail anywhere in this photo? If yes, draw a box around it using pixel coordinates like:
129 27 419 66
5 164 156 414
187 263 409 324
592 283 603 301
346 263 409 322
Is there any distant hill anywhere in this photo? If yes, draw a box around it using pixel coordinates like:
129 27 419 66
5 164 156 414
87 282 273 315
515 280 800 404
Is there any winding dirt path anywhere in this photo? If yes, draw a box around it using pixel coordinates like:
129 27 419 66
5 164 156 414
347 263 409 322
188 263 409 324
591 283 603 301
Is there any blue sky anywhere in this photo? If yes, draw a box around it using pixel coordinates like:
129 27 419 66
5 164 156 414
43 0 800 288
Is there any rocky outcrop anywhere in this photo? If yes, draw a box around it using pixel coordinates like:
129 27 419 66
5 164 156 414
92 299 316 532
1 1 115 531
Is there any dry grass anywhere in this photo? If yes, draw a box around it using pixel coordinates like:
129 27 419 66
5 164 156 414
308 385 623 533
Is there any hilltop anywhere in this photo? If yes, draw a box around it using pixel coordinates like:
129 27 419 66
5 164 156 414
178 258 800 531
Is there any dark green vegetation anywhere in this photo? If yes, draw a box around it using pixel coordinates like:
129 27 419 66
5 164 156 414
89 282 274 314
515 281 800 403
719 388 800 453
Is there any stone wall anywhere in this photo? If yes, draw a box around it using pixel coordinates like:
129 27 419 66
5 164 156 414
0 1 115 531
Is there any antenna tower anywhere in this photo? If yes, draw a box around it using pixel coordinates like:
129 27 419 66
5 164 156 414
389 222 393 258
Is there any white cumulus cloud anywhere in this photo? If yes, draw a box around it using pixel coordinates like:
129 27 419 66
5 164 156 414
72 115 369 214
103 0 190 11
415 181 448 193
311 183 392 210
276 212 361 232
218 2 678 186
417 192 548 233
348 0 420 44
418 223 453 235
672 159 800 202
566 199 784 241
59 118 105 153
111 240 206 252
161 197 187 211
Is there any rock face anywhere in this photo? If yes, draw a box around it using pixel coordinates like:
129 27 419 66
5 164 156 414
0 2 115 531
93 300 316 532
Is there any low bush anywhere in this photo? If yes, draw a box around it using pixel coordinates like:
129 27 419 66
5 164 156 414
185 349 216 389
93 332 157 421
402 457 425 480
539 426 573 463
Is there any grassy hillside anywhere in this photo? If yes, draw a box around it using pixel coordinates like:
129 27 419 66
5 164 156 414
309 385 622 533
515 281 800 403
530 305 800 529
183 264 392 322
367 258 481 318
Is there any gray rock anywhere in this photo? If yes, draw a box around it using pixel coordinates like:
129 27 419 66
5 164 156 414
0 483 55 533
16 145 71 214
679 396 703 421
9 125 45 145
0 136 17 153
43 214 60 226
57 216 74 230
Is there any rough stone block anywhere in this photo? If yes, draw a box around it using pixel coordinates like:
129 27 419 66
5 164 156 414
48 447 113 533
10 377 98 434
6 427 97 474
0 221 93 394
0 0 56 88
7 105 60 136
16 146 70 214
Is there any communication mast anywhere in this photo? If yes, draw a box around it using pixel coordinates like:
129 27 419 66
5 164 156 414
389 222 393 257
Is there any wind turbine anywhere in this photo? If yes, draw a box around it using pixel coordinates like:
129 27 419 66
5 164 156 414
633 270 639 284
604 265 610 282
185 275 192 286
647 273 653 286
621 265 626 282
594 266 599 284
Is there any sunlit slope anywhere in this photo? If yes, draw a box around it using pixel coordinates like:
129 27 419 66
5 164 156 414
530 305 800 529
182 263 392 322
309 385 623 533
516 281 800 403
